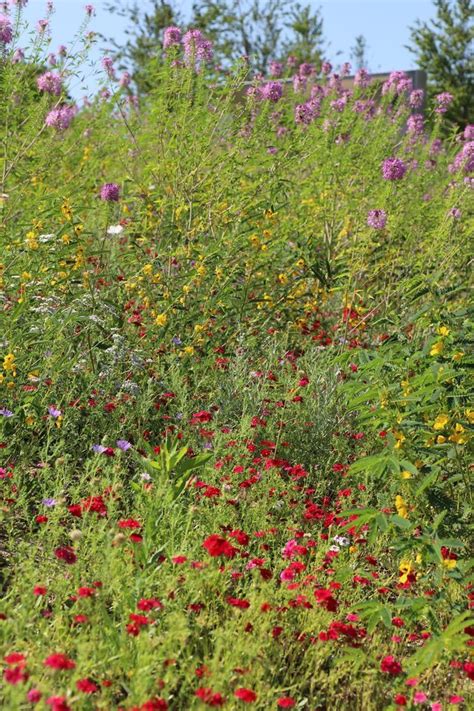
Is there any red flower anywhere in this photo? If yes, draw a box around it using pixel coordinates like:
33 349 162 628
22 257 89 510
394 694 407 706
3 665 28 685
54 546 77 565
463 661 474 680
314 588 339 612
137 598 163 611
277 698 296 708
195 687 226 706
139 699 168 710
380 655 402 675
76 678 98 693
234 688 257 703
118 518 141 529
46 697 71 711
43 653 76 670
77 587 95 598
203 534 238 558
4 652 26 665
226 597 250 609
191 410 213 424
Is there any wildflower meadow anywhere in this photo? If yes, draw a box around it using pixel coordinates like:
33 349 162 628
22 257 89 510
0 5 473 711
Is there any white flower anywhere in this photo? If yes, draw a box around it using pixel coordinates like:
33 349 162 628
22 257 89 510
107 224 124 235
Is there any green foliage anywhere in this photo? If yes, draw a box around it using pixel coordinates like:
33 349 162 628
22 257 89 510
407 0 474 126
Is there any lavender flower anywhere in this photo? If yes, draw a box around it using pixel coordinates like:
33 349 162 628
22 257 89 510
163 26 181 49
269 60 283 78
0 14 12 44
48 406 61 418
450 142 474 174
36 19 49 33
183 29 213 63
448 207 461 219
0 408 13 417
92 444 106 454
367 209 387 230
261 81 283 102
42 498 57 507
101 56 116 79
37 71 63 96
464 125 474 140
45 105 76 131
382 157 407 181
116 439 132 451
435 92 454 114
354 68 371 88
85 4 94 16
100 183 120 202
406 114 424 136
12 48 24 63
409 89 424 109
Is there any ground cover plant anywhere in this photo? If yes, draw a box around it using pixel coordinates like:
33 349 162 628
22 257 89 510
0 5 473 711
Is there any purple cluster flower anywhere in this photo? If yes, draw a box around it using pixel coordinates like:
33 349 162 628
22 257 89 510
382 157 407 181
116 439 132 451
298 62 313 78
163 26 181 49
0 15 13 44
382 71 412 96
37 71 63 95
406 114 424 136
12 47 24 63
448 207 461 219
45 105 76 131
294 99 320 125
321 61 332 75
354 68 371 88
36 19 49 34
450 141 474 174
100 183 120 202
464 125 474 140
367 209 387 230
261 81 283 102
435 92 454 114
101 56 116 79
85 4 95 16
269 60 283 78
409 89 424 109
183 29 213 63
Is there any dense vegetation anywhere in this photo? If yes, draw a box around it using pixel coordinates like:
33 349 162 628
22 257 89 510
0 7 473 711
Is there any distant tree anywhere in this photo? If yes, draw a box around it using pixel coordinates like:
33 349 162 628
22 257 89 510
350 34 368 70
407 0 474 126
105 0 326 91
282 3 325 66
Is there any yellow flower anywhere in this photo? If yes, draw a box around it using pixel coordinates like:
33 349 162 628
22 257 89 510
155 314 167 327
466 409 474 424
3 353 16 374
442 559 457 570
433 413 449 430
452 351 464 362
436 435 446 444
399 559 415 584
395 495 409 519
401 470 412 480
430 341 444 357
437 325 450 337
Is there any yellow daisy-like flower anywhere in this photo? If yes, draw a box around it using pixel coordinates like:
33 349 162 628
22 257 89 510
430 341 444 357
433 413 449 430
437 325 450 337
401 470 412 480
155 314 167 327
395 495 409 519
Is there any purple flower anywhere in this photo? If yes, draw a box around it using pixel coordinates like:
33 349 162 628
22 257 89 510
119 71 131 88
269 60 283 78
100 183 120 202
409 89 424 109
116 439 132 451
382 157 407 181
92 444 107 454
42 498 57 507
101 56 116 79
448 207 461 219
367 209 387 230
435 92 454 114
0 15 13 45
261 81 283 102
45 105 76 131
163 26 181 49
37 71 63 96
450 142 474 174
12 48 24 63
85 4 95 16
48 406 61 418
36 19 49 34
183 29 213 63
354 68 371 88
406 114 424 136
321 61 332 75
0 408 13 417
298 62 313 78
464 125 474 140
295 100 319 125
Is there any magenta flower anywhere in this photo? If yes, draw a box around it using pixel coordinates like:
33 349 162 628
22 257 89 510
367 209 387 230
261 81 283 102
269 60 283 78
163 26 181 49
48 406 61 418
0 15 13 45
45 105 76 131
382 157 407 181
435 92 454 114
37 71 63 95
183 29 213 63
100 183 120 202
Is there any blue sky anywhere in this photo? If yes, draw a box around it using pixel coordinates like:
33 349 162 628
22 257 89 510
19 0 435 97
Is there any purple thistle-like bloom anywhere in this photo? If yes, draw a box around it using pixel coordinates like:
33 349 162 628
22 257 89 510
48 406 61 418
435 92 454 114
36 19 49 33
448 207 461 219
321 61 332 75
100 183 120 202
183 29 213 63
0 408 13 417
42 498 57 507
163 25 181 49
407 113 424 136
101 55 116 79
298 62 313 78
92 444 107 454
269 60 283 78
354 68 371 88
409 89 424 109
45 105 76 131
12 48 24 63
0 15 13 44
451 141 474 174
261 81 283 102
116 439 132 451
295 100 319 125
463 125 474 140
37 71 63 95
382 157 407 181
367 209 387 230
